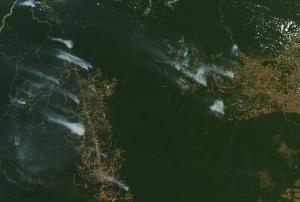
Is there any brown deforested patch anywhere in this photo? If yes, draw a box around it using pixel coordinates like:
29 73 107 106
277 142 297 159
212 34 300 120
282 178 300 202
257 169 276 189
74 69 132 201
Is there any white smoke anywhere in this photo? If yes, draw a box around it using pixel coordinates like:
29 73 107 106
210 100 225 115
45 112 85 136
55 49 93 70
49 37 74 49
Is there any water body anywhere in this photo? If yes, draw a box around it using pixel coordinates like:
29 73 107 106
0 0 299 201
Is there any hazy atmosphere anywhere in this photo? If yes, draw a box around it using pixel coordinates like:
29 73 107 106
0 0 299 201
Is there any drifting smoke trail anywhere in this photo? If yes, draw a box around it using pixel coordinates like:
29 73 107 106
184 66 207 86
11 97 27 106
52 104 80 117
55 49 93 70
49 37 74 49
166 43 234 88
20 80 49 98
99 172 130 192
181 64 234 87
45 112 85 136
17 0 36 8
20 67 60 84
56 87 80 104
